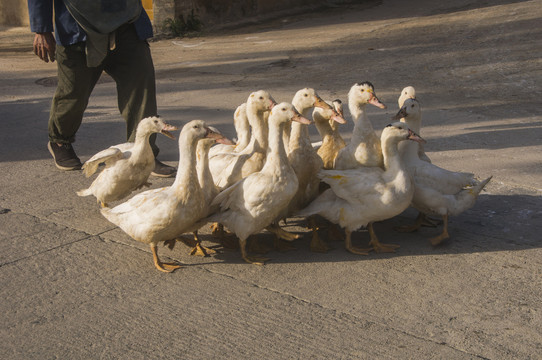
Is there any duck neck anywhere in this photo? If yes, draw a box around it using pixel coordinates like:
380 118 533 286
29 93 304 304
289 106 312 151
196 142 213 192
314 112 335 146
382 137 404 174
247 106 268 153
173 135 199 192
399 113 422 160
236 126 251 151
289 121 307 151
402 112 422 134
234 107 251 151
264 121 288 172
131 131 153 159
349 103 373 139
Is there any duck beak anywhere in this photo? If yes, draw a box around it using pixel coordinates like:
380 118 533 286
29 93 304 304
392 107 408 121
292 110 312 125
268 98 278 110
216 136 235 145
407 129 426 144
161 123 179 139
369 94 387 109
314 96 333 110
204 126 223 140
331 110 347 124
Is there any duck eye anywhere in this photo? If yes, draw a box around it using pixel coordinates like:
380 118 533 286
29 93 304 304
281 107 286 111
193 125 199 129
304 93 308 97
259 96 263 100
153 120 158 124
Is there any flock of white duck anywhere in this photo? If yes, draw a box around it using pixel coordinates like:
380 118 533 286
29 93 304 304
77 83 492 272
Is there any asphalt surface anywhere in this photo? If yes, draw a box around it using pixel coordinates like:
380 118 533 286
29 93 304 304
1 0 541 358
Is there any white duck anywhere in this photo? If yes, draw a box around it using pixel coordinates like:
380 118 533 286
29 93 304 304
334 82 387 170
397 86 431 163
101 120 221 273
77 116 178 207
312 99 347 169
398 86 416 108
393 99 492 245
167 128 235 256
209 90 276 190
287 88 332 208
298 122 425 254
208 103 250 157
277 88 338 251
206 103 310 265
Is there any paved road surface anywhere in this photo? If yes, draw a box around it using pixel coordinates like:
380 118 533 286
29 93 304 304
1 0 541 358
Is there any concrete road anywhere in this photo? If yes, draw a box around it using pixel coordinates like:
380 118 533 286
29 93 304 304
1 0 541 358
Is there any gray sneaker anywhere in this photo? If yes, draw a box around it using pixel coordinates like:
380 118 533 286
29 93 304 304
48 142 82 170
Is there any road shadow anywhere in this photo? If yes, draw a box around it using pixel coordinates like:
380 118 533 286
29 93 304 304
191 192 541 265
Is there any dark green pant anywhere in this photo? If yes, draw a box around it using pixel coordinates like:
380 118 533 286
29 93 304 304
49 24 159 155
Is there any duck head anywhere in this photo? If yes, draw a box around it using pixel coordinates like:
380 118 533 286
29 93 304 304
383 121 425 144
392 98 421 121
330 99 346 124
207 126 235 146
348 81 386 109
248 90 277 112
292 87 333 112
398 86 416 108
180 119 225 145
138 116 179 139
269 102 311 126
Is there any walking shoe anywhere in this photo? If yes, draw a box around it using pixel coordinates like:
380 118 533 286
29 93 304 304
151 159 176 178
47 142 82 170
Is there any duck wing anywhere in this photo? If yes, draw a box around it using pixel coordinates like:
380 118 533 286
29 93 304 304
82 147 125 177
413 161 477 194
318 168 384 204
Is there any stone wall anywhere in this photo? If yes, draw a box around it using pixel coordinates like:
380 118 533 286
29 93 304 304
0 0 29 26
154 0 346 33
1 0 352 31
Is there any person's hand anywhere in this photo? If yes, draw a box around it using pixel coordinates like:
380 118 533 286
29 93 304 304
33 32 56 63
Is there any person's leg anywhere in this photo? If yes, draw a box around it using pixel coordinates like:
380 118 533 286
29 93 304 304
105 24 175 177
48 42 102 170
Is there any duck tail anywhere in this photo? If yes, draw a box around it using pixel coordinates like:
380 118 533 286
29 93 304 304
472 176 492 195
449 176 492 216
76 188 92 197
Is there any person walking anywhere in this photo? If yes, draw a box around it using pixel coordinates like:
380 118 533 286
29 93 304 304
28 0 176 177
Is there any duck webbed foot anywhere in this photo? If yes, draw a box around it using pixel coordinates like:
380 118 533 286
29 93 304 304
189 231 217 257
429 215 449 246
266 223 300 241
151 244 181 273
240 238 269 265
307 216 329 253
209 222 238 249
368 223 400 253
210 222 225 237
163 235 194 251
394 212 424 233
344 230 371 255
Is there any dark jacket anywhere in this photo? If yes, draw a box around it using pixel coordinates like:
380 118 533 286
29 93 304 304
28 0 153 46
